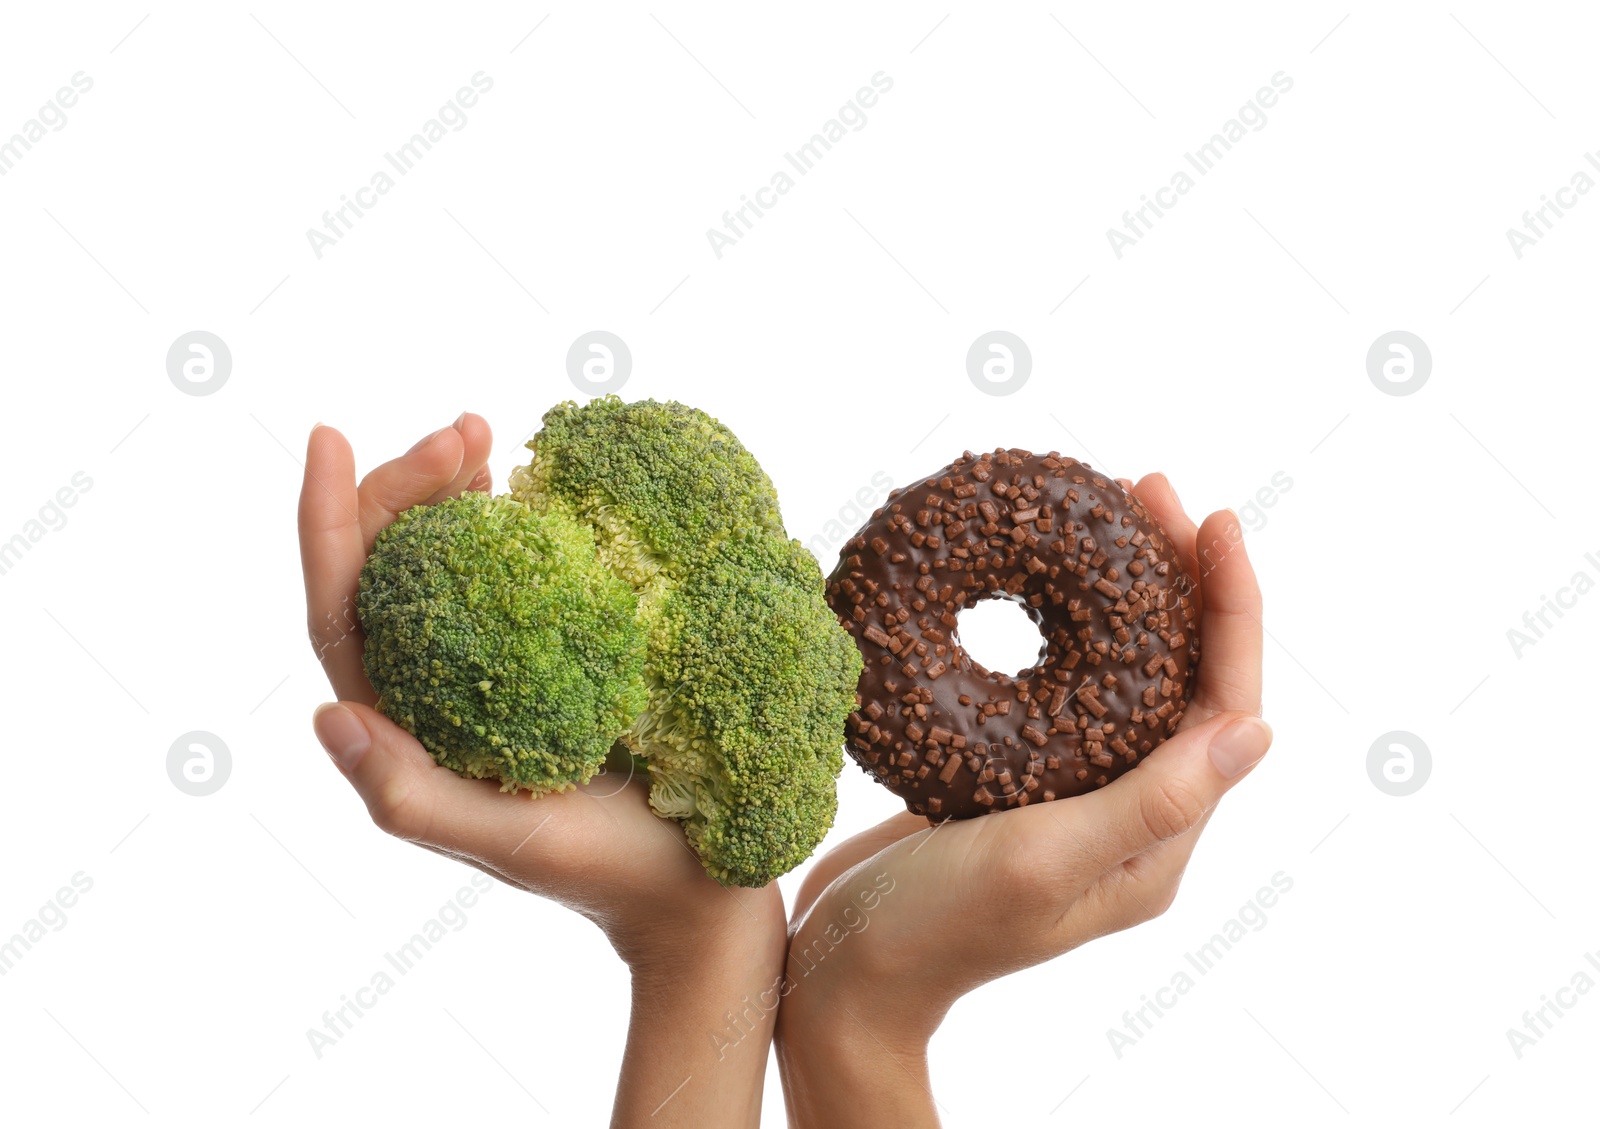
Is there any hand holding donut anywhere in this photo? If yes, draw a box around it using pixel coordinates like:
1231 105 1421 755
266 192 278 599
775 472 1270 1128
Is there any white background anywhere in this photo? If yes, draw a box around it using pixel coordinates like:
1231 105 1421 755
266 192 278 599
0 2 1592 1125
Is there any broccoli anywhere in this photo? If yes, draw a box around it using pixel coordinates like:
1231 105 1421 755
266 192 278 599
631 533 862 887
355 399 859 885
357 492 648 794
509 396 786 589
633 537 864 889
511 398 863 886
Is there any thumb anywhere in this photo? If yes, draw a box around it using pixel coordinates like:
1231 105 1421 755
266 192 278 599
313 701 443 842
1073 710 1272 869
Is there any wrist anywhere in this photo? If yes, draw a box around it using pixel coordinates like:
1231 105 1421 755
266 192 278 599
627 915 788 1054
778 884 947 1056
627 932 786 1039
620 890 788 994
774 950 937 1063
611 905 788 1128
776 999 935 1128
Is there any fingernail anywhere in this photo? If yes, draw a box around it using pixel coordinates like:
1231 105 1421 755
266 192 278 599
453 411 468 430
310 421 325 435
314 703 371 773
1208 716 1272 778
407 426 449 455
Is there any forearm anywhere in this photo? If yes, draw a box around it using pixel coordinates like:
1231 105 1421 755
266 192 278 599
611 939 785 1129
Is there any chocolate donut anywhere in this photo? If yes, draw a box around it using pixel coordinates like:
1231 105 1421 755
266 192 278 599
825 449 1200 820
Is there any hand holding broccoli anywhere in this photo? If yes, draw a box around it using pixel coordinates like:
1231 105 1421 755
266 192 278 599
351 398 860 886
298 412 794 1128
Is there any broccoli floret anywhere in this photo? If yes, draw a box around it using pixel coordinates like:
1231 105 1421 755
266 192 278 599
628 533 864 887
357 493 648 794
509 396 785 588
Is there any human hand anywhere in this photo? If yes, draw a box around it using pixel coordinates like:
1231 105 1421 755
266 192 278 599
298 415 785 1128
774 473 1269 1127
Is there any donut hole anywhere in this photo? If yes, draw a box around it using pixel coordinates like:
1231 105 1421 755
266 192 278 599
953 595 1046 680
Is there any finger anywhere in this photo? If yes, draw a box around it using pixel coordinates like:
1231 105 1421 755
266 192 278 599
313 701 593 870
423 412 494 505
792 811 930 919
299 426 374 704
464 466 492 494
1067 710 1271 869
1188 509 1264 719
1132 472 1202 597
356 425 466 551
1056 826 1204 942
1100 800 1215 914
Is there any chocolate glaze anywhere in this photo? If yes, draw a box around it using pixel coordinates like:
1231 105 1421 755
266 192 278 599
826 449 1200 820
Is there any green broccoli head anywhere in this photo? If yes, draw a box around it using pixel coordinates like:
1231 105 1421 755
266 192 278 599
357 398 860 886
357 492 648 794
509 396 785 589
629 532 864 887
